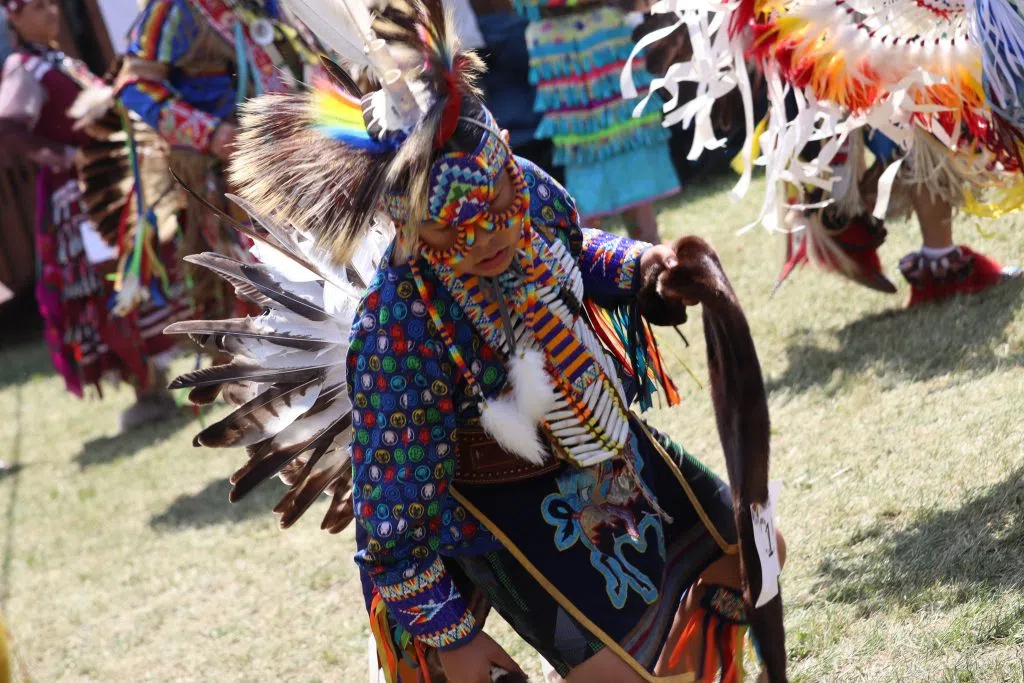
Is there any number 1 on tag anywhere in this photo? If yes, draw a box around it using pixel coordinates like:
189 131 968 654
750 480 782 608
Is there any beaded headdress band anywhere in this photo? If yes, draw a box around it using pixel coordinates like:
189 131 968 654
385 110 508 226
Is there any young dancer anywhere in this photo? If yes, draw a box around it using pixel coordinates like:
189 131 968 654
167 2 789 680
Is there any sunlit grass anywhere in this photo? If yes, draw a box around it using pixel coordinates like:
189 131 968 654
1 172 1022 681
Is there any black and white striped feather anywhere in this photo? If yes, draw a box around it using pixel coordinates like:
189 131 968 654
166 196 393 533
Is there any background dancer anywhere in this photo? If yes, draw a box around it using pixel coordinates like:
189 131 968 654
117 0 325 320
633 0 1024 307
0 0 186 430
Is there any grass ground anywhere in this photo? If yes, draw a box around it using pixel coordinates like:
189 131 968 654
2 173 1023 682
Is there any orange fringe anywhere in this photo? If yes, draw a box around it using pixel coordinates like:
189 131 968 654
666 605 748 683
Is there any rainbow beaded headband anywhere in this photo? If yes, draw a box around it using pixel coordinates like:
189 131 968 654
384 108 511 229
417 155 530 264
384 107 527 263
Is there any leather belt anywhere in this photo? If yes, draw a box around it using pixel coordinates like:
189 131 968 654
454 427 563 485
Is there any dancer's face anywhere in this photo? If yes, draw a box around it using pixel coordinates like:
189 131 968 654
9 0 60 45
417 157 526 276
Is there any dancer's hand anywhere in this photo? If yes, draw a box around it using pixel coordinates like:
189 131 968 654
637 241 699 326
210 122 238 162
438 631 525 683
639 243 678 283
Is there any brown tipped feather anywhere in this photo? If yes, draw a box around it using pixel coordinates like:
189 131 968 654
169 362 324 390
321 487 355 534
229 408 348 502
188 384 223 405
274 421 353 528
229 449 297 501
194 376 324 448
222 382 258 407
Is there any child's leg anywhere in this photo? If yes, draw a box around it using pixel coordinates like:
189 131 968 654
624 203 661 244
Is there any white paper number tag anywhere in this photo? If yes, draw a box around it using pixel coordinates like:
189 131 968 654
750 480 782 608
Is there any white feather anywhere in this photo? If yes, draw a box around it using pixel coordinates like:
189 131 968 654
347 218 394 286
250 239 321 283
284 0 374 67
263 310 347 344
480 396 548 466
266 396 349 453
220 335 295 363
261 270 327 310
67 84 114 128
322 280 362 319
296 426 352 480
508 350 557 423
232 381 323 447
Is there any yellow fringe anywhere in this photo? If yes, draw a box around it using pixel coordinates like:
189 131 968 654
731 116 769 176
964 182 1024 218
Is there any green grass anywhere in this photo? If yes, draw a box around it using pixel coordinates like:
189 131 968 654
2 172 1024 682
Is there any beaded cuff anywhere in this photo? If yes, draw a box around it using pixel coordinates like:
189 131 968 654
377 555 477 649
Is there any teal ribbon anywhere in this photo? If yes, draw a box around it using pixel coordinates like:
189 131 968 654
233 20 266 104
233 22 250 105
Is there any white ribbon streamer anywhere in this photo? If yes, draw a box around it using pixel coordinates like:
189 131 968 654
873 157 905 220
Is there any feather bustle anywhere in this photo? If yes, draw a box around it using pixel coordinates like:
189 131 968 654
172 0 494 537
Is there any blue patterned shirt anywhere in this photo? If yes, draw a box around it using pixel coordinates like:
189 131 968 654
347 159 651 649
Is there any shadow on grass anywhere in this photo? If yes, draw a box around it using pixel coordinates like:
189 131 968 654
0 463 24 481
768 278 1024 394
670 167 743 205
815 465 1024 612
74 414 193 469
149 477 282 530
0 340 52 391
